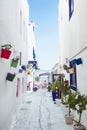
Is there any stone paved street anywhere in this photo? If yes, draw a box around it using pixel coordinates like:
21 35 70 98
9 89 74 130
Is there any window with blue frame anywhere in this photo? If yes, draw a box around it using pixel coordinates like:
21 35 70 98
69 0 74 20
69 59 77 91
33 47 36 60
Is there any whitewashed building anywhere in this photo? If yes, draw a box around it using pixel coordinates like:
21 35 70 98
58 0 87 125
0 0 35 130
27 21 37 90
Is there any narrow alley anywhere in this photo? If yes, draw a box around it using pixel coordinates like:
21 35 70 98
9 88 73 130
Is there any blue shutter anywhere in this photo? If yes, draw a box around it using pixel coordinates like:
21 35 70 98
33 47 36 60
69 0 74 20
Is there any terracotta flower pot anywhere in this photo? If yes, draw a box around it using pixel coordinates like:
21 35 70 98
1 48 11 59
65 114 74 125
73 124 86 130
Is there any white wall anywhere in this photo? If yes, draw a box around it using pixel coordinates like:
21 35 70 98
0 0 30 129
28 21 36 60
27 21 37 90
58 0 87 127
58 0 87 92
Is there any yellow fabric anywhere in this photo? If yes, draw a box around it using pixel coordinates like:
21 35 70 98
69 68 74 74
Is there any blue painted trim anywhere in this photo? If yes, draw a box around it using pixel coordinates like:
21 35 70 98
69 0 74 20
69 59 77 91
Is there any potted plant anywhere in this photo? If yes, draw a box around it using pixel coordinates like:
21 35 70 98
53 74 65 99
6 72 16 81
26 71 31 75
11 57 19 68
51 74 65 104
18 68 23 73
63 64 70 73
61 80 70 104
59 80 71 116
63 64 69 70
64 90 77 125
73 91 87 130
1 44 12 59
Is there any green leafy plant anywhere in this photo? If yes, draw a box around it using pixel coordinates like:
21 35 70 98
55 74 65 91
51 79 59 92
61 73 65 78
61 88 77 116
61 80 69 95
73 91 87 126
1 44 12 50
61 88 77 125
66 90 77 116
51 78 65 92
35 76 39 82
61 80 70 104
63 64 69 70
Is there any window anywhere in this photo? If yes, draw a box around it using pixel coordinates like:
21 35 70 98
69 59 77 91
69 0 74 20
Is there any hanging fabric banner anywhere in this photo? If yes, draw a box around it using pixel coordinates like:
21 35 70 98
69 68 74 74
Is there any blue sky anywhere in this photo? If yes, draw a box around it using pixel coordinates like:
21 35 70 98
28 0 59 71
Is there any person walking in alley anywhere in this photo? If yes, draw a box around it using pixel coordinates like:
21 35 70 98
43 80 47 88
27 81 31 91
47 82 51 92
